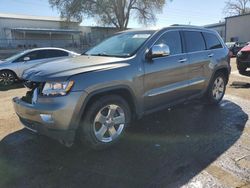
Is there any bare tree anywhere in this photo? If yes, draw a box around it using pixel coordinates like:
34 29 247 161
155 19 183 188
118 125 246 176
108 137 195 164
224 0 250 16
49 0 168 30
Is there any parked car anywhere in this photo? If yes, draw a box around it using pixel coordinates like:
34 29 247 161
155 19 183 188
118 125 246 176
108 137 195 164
13 26 231 149
225 42 243 57
0 47 79 86
236 44 250 73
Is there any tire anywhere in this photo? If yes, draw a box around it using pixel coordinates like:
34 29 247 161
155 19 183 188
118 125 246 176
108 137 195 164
78 95 131 150
205 72 227 105
0 70 16 86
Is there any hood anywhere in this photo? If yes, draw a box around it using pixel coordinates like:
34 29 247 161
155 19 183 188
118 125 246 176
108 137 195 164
23 55 130 82
240 45 250 52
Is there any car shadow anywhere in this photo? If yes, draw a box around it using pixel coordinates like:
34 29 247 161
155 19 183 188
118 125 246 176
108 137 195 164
230 81 250 89
0 82 24 91
0 100 248 188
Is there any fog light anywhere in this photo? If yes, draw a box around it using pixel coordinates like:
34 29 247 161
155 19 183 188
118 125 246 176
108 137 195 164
40 114 54 124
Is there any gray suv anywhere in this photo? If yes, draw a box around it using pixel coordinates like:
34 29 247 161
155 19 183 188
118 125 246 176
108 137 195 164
13 26 231 149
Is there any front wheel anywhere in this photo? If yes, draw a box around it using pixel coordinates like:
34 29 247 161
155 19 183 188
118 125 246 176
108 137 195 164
205 73 227 105
78 95 131 150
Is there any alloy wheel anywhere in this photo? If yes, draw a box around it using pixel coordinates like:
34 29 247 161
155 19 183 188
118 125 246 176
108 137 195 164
93 104 125 143
212 77 225 101
0 71 15 86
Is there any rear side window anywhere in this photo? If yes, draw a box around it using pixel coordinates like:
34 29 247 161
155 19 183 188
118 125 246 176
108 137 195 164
203 32 223 50
155 31 182 55
183 31 206 53
46 50 69 58
37 51 49 59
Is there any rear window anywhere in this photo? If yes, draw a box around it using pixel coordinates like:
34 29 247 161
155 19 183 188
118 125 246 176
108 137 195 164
183 31 206 53
203 32 223 50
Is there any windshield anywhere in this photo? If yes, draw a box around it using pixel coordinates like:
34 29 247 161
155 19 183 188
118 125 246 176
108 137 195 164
85 31 154 57
4 50 29 62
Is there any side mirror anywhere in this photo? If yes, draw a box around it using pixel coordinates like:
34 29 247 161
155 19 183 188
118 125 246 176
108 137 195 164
147 44 170 60
23 57 30 62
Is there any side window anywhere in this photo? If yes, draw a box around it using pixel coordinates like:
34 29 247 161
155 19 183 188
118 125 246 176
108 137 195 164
15 51 41 62
155 31 182 55
183 31 206 53
36 51 48 59
46 50 69 58
14 55 26 63
203 32 223 50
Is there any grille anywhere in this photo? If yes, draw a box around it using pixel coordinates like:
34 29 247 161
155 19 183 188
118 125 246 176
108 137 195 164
240 52 250 60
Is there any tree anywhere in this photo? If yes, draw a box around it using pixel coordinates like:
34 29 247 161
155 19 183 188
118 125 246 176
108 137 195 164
49 0 168 30
224 0 250 16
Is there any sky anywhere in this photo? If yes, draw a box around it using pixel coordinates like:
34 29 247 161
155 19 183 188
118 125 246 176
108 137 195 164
0 0 226 28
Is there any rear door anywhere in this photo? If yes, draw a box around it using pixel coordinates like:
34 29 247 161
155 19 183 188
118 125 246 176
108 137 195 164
182 30 211 96
202 31 225 67
144 30 189 111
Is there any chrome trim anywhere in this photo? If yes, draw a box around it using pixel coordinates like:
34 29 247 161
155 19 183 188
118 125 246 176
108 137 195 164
208 53 214 57
178 58 187 63
21 123 38 133
146 78 205 97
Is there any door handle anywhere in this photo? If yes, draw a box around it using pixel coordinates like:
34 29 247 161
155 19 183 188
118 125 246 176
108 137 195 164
208 53 214 58
178 58 187 63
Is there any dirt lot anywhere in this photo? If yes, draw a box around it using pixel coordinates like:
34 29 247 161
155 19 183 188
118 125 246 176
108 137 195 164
0 58 250 188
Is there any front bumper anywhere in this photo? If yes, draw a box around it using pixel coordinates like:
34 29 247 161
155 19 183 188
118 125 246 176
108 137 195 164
13 91 88 145
237 59 250 67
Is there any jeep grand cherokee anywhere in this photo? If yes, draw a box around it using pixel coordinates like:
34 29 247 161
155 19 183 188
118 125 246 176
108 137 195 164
13 26 231 149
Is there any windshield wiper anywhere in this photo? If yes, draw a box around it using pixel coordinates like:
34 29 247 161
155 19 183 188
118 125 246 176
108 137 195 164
93 52 110 57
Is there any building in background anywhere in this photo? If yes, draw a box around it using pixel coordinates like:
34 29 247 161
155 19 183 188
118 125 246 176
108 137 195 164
225 13 250 43
204 22 225 41
205 13 250 43
0 13 81 49
0 13 119 58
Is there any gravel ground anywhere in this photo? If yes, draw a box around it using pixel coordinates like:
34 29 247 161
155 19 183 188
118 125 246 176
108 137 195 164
0 58 249 188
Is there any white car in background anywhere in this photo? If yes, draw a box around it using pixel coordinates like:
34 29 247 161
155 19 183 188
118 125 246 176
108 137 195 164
0 47 79 86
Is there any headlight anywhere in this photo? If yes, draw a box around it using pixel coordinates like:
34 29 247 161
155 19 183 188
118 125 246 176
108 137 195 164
237 51 242 57
42 81 74 96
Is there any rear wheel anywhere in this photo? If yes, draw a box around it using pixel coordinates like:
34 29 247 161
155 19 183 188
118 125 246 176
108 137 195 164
78 95 131 150
205 72 227 105
0 70 16 86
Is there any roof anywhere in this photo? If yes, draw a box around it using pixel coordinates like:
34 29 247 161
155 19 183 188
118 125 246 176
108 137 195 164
11 27 81 34
119 25 214 34
0 12 79 23
21 47 79 54
204 22 225 28
168 25 211 30
225 13 250 19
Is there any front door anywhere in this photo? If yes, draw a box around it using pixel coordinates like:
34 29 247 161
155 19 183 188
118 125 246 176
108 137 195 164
144 30 189 111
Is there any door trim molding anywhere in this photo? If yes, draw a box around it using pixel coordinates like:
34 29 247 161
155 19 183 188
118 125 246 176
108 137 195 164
145 78 205 97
